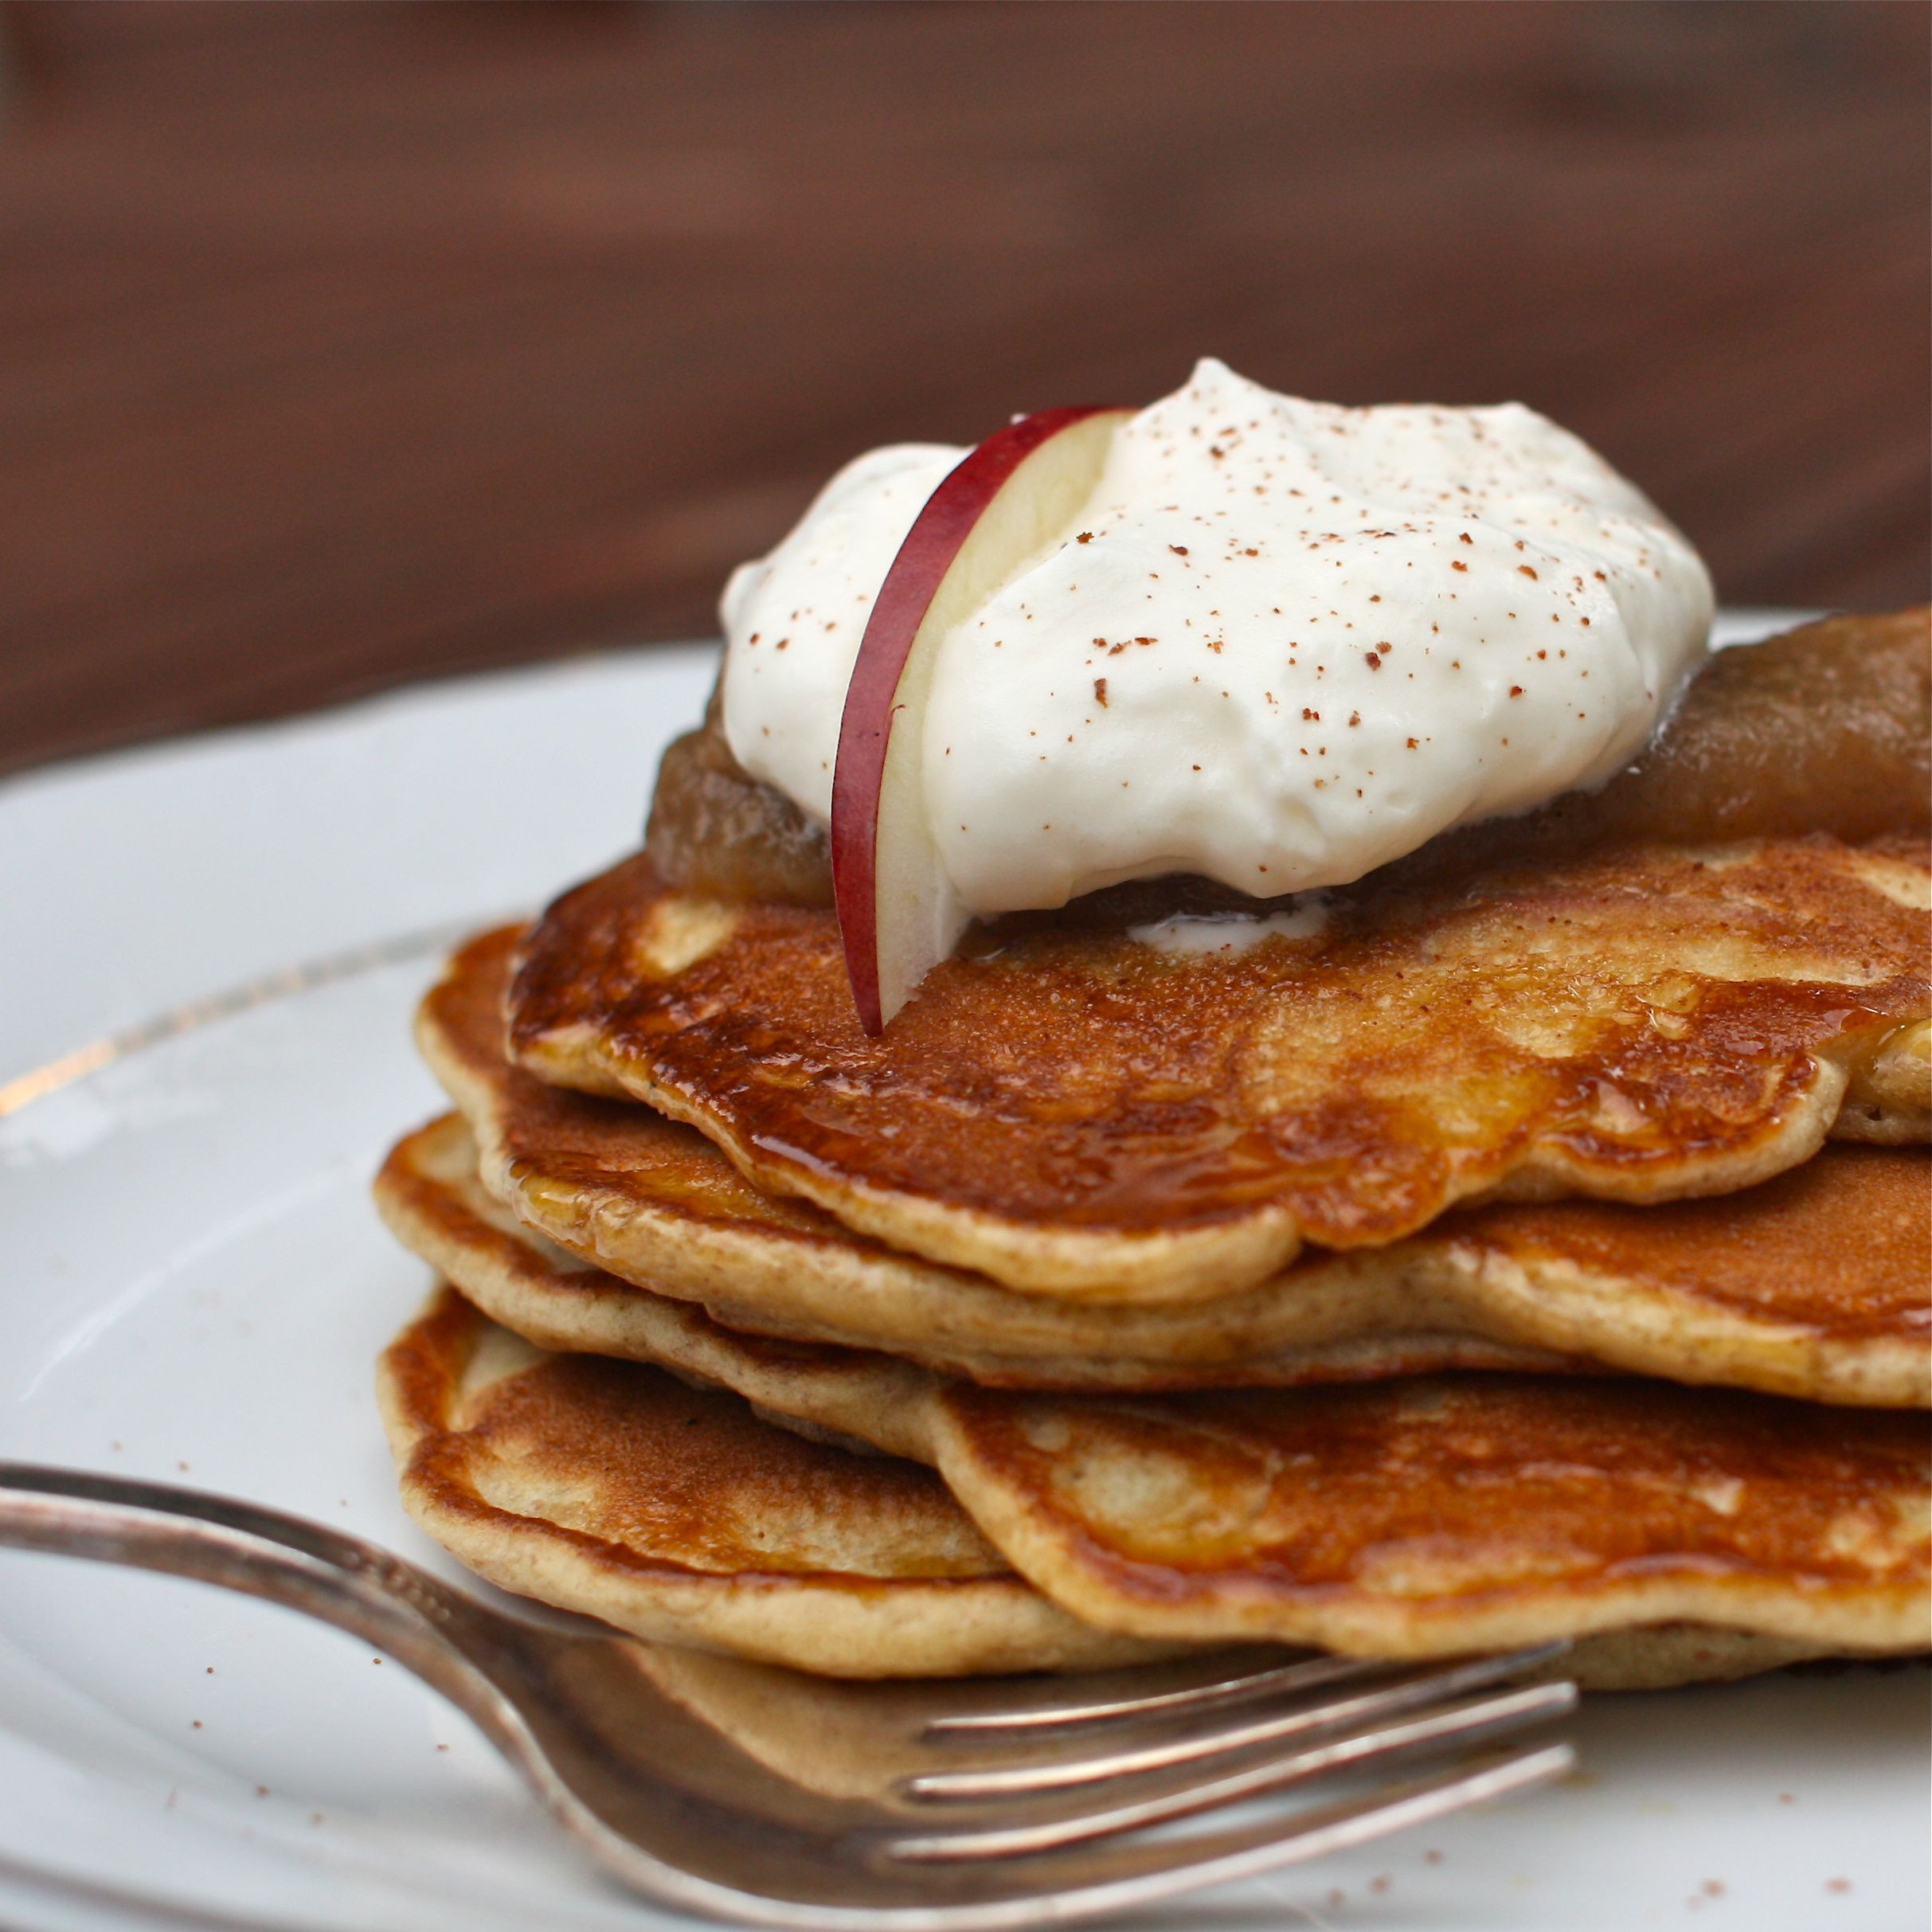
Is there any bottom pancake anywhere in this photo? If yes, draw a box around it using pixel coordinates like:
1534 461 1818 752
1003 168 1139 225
375 1134 1930 1683
377 1286 1183 1678
378 1288 1852 1693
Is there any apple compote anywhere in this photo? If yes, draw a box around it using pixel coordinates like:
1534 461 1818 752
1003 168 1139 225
1383 604 1930 892
644 608 1930 919
645 689 831 908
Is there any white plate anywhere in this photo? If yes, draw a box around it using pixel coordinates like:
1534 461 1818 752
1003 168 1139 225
1 620 1923 1932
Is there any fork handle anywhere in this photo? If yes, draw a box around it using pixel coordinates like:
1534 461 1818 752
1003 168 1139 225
0 1461 526 1746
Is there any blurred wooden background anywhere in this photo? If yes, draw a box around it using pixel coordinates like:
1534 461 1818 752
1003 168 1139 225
1 1 1924 775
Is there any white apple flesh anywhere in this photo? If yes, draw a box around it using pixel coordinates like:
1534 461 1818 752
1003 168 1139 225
830 405 1131 1034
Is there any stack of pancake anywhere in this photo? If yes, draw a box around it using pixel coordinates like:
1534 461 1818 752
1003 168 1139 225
373 610 1932 1691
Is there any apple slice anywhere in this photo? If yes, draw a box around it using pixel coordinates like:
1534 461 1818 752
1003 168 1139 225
831 405 1130 1034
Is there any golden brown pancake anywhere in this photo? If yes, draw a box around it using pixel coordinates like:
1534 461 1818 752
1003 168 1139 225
374 1197 1930 1678
509 835 1929 1302
377 1285 1180 1678
426 929 1932 1405
379 1109 1573 1400
929 1379 1931 1660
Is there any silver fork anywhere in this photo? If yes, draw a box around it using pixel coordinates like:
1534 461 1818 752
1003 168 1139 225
0 1462 1576 1928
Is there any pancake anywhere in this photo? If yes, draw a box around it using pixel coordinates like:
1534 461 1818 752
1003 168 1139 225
928 1379 1931 1662
508 834 1930 1302
377 1285 1180 1678
374 1188 1930 1680
420 929 1932 1406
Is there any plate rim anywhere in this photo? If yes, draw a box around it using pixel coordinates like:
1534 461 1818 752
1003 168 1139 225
0 915 508 1120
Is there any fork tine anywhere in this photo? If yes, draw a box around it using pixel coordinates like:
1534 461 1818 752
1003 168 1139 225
878 1743 1576 1912
902 1643 1566 1801
889 1680 1576 1862
921 1648 1380 1738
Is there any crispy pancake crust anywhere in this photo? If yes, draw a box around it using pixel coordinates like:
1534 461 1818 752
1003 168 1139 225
428 930 1932 1404
377 1287 1179 1677
508 836 1930 1301
375 1167 1930 1680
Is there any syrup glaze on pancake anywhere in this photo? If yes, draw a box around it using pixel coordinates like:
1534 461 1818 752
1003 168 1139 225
510 833 1929 1301
376 1183 1931 1673
377 1286 1179 1677
417 933 1932 1402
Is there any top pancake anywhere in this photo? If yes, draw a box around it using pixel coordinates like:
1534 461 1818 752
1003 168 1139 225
510 833 1930 1301
420 929 1932 1404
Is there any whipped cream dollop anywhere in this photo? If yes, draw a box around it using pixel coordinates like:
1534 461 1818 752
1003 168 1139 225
721 358 1714 916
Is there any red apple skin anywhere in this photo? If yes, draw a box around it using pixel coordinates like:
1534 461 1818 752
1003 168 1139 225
830 406 1120 1035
